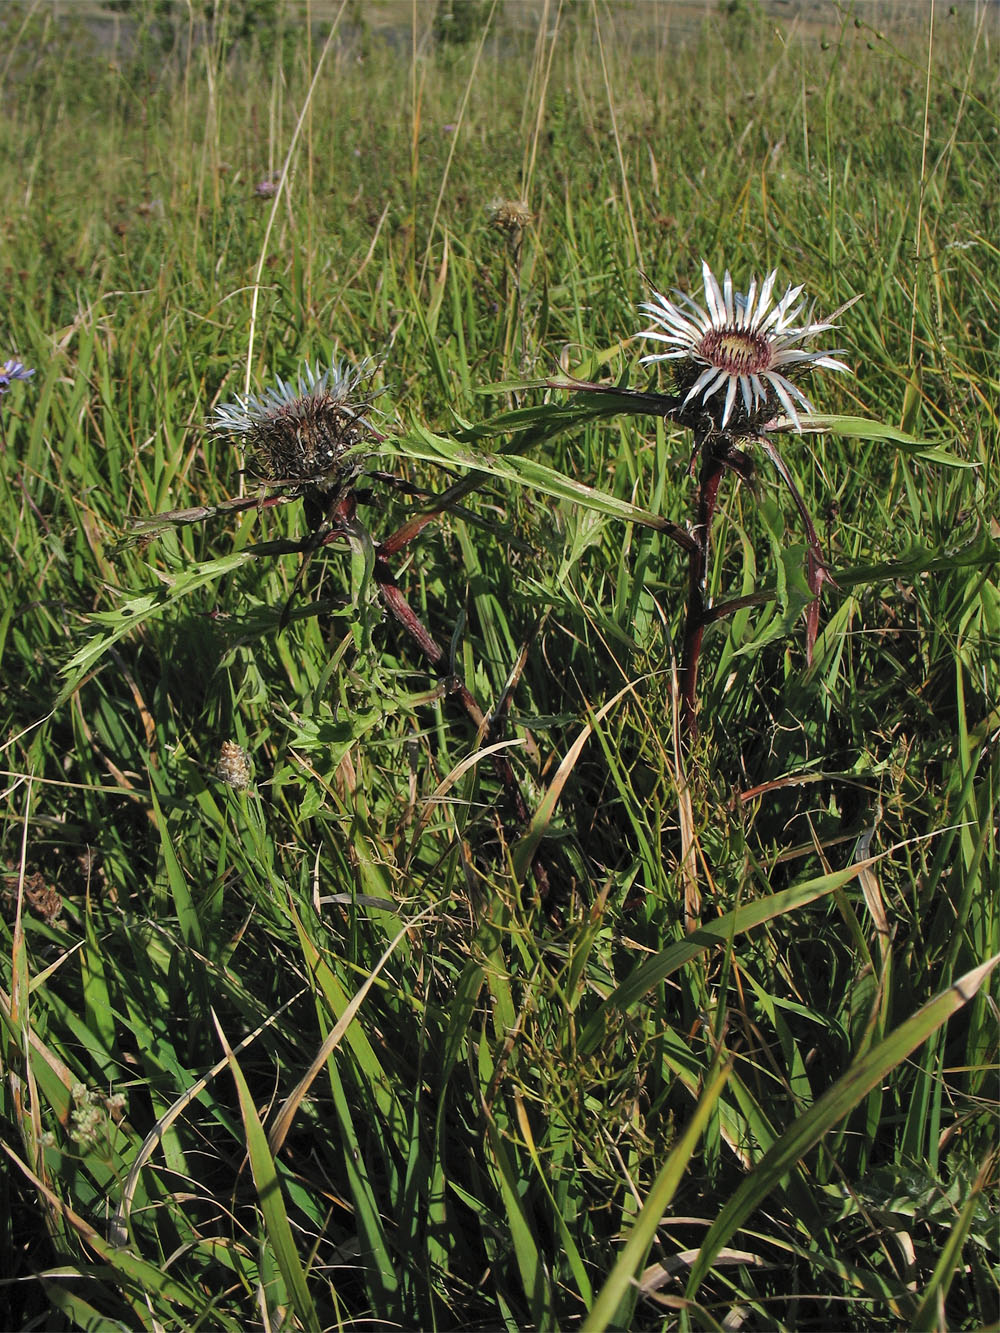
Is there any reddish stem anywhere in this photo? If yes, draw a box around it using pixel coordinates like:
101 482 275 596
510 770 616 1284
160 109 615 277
681 435 725 742
376 556 550 897
378 510 441 558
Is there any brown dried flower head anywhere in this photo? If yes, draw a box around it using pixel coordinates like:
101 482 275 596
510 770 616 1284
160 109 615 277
2 869 62 925
212 358 383 497
488 197 532 236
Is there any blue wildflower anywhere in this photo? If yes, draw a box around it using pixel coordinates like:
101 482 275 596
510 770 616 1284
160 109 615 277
0 359 34 395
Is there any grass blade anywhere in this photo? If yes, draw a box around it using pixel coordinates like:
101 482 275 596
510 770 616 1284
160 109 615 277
215 1015 322 1333
582 1058 733 1332
578 861 875 1058
684 954 1000 1299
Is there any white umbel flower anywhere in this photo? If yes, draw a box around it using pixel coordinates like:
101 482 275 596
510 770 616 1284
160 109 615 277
639 260 851 432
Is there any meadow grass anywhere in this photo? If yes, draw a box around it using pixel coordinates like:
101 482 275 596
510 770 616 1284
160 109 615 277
0 2 998 1329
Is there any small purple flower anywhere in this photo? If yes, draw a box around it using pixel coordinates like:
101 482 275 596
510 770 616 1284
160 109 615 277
0 359 34 395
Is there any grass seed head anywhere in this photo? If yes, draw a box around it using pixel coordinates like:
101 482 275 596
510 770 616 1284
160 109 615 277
215 740 253 791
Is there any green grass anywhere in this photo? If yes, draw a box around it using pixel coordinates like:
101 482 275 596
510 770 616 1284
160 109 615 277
1 2 998 1329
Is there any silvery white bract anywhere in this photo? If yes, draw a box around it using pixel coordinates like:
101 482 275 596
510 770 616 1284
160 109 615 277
638 260 850 431
211 358 377 439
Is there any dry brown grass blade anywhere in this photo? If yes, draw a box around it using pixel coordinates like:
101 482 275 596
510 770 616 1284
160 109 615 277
855 805 892 962
640 1247 775 1291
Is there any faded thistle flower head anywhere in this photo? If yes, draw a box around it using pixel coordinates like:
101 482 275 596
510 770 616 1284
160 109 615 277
211 358 382 496
488 198 532 236
0 359 34 394
638 260 851 433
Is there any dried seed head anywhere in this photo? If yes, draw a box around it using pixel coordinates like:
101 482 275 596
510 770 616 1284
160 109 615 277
1 869 61 925
212 358 382 496
69 1085 105 1146
488 198 532 235
105 1092 127 1124
69 1084 127 1145
216 741 253 791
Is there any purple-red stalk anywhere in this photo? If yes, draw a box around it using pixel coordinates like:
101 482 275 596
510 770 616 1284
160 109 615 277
681 434 725 741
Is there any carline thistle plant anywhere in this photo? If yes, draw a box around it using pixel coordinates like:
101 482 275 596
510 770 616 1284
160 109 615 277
206 353 555 890
555 260 858 741
634 259 857 739
209 355 388 623
638 260 851 435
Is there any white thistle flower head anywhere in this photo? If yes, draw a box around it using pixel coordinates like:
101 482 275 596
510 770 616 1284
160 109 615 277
638 260 852 433
211 357 382 494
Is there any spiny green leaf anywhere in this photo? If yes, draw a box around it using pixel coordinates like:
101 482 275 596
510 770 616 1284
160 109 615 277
57 552 255 705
